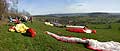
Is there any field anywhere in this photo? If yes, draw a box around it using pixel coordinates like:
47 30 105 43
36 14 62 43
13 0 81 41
0 19 120 51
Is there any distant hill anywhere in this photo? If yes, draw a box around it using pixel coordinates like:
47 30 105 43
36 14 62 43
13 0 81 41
32 13 88 17
47 13 89 17
32 12 120 17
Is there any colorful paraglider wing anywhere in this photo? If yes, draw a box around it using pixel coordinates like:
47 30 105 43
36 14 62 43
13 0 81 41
44 22 54 26
45 31 88 43
26 28 36 37
66 28 85 33
66 25 85 28
8 26 15 32
45 31 120 51
66 28 96 34
86 39 120 51
15 23 29 33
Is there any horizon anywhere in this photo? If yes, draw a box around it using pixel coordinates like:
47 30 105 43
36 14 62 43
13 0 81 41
18 0 120 15
31 12 120 16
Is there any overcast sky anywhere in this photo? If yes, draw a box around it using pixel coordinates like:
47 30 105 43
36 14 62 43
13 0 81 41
18 0 120 15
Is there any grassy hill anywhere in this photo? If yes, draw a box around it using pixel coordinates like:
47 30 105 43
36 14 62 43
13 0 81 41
0 20 120 51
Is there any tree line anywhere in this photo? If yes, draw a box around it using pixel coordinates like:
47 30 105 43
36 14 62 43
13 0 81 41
0 0 30 25
0 0 30 20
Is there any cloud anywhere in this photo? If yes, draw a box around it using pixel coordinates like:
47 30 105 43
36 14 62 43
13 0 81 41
18 0 120 15
64 0 120 13
64 3 90 13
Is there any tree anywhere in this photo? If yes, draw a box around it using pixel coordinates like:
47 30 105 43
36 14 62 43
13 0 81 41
19 9 30 16
0 0 8 16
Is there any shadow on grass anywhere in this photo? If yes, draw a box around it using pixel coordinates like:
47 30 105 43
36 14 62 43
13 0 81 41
21 33 31 37
0 29 1 33
94 27 112 29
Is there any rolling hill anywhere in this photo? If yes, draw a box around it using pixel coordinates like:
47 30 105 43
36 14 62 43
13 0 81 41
0 20 120 51
32 12 120 17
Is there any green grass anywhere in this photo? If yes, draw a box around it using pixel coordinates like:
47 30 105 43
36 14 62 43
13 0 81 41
0 21 120 51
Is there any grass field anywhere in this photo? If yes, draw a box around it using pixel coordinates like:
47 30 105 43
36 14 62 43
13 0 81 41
0 20 120 51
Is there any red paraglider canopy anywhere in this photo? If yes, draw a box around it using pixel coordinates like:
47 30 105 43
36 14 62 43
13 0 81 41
66 27 96 34
26 28 36 37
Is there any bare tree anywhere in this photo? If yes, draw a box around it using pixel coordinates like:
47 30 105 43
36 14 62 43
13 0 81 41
0 0 8 16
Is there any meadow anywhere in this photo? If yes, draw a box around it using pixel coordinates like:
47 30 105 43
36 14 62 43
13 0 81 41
0 18 120 51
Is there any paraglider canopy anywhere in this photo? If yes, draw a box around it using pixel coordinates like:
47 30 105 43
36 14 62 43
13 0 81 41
92 30 96 34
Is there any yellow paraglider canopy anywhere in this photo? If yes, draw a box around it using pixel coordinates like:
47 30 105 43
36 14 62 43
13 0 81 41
15 23 29 33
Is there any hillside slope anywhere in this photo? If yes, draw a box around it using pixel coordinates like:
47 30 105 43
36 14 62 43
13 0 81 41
0 21 120 51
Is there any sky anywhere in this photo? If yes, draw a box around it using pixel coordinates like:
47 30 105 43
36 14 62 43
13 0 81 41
18 0 120 15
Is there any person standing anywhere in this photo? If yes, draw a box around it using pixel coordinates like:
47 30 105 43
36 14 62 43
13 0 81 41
29 16 33 23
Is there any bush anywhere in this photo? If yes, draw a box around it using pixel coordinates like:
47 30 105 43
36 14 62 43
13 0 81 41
118 27 120 30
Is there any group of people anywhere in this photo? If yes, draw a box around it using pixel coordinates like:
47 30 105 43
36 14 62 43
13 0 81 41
8 15 33 24
8 15 36 37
